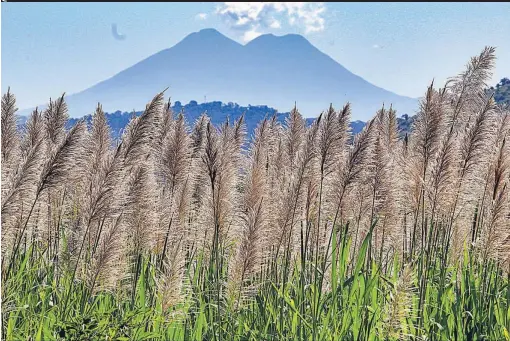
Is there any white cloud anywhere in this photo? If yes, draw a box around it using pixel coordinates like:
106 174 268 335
195 13 208 20
243 29 263 42
372 44 384 49
216 2 326 41
270 19 281 29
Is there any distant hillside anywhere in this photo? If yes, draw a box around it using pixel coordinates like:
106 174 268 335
16 100 370 142
66 101 288 140
488 78 510 106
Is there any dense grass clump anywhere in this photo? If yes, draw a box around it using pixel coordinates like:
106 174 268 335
2 46 510 340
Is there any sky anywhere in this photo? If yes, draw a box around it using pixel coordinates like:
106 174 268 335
2 2 509 110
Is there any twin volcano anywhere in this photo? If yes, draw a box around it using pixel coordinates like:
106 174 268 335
22 28 418 121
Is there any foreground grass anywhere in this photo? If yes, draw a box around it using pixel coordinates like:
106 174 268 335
3 227 510 341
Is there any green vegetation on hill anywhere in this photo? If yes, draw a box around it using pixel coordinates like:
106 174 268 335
17 101 369 141
488 77 510 106
66 101 287 140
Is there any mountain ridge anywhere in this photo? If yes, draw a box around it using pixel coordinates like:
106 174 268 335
15 99 397 142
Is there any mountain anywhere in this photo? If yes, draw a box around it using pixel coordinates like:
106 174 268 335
19 28 418 121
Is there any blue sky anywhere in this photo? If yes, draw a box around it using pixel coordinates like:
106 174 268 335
2 2 509 110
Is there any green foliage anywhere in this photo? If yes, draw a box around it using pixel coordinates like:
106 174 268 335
488 78 510 106
3 229 510 340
